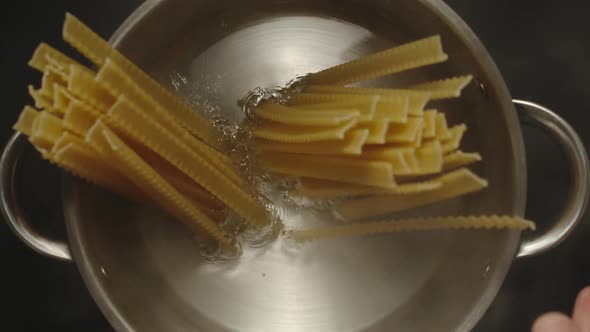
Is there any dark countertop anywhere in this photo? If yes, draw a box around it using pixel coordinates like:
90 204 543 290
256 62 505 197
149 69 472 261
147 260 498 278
1 1 589 331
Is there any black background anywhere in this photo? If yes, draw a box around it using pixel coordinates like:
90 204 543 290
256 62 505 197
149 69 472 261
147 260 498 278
0 1 588 331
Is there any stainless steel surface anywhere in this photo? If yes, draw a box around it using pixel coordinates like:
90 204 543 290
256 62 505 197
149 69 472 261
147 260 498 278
513 100 590 258
0 132 71 260
3 0 588 331
70 1 527 331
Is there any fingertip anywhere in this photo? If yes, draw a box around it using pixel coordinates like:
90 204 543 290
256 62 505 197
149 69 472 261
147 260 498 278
574 286 590 310
532 312 577 332
573 286 590 330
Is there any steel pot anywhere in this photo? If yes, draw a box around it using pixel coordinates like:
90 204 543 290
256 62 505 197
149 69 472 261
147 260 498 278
2 0 589 331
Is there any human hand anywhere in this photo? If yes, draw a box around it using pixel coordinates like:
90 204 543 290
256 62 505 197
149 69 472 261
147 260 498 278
532 287 590 332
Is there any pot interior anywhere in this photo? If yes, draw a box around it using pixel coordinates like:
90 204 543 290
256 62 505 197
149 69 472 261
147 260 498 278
65 0 526 331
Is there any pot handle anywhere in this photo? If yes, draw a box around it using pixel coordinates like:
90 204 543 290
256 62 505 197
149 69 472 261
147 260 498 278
514 99 589 258
0 132 72 261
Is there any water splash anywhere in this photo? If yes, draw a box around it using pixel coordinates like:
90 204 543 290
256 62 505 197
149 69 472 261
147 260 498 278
198 237 243 264
167 72 311 262
239 75 308 119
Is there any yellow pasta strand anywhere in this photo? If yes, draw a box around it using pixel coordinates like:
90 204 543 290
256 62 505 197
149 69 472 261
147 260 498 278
297 177 441 198
51 131 85 154
13 106 41 136
385 118 423 143
289 94 408 122
422 110 437 138
410 75 473 99
443 150 482 171
300 86 428 117
254 101 359 126
63 100 100 136
435 113 451 140
96 58 240 185
308 35 448 85
50 138 142 200
304 84 432 99
63 14 214 143
53 84 76 113
131 144 222 210
96 58 217 144
298 99 377 121
28 85 53 109
255 118 357 143
416 140 443 174
40 70 65 100
28 42 95 85
336 168 487 220
45 63 69 82
355 119 389 144
85 121 229 244
99 133 223 217
67 64 115 111
104 96 266 226
293 215 535 242
256 129 369 155
123 145 223 220
442 125 467 153
165 173 219 209
372 96 409 122
260 152 395 188
28 42 80 75
299 98 377 121
356 146 411 174
29 111 64 152
402 149 420 172
407 94 429 117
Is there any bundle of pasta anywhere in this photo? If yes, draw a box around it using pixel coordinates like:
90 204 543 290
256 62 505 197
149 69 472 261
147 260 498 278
13 14 268 245
252 35 535 239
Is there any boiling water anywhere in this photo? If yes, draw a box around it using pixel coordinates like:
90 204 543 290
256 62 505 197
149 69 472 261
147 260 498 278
168 72 331 261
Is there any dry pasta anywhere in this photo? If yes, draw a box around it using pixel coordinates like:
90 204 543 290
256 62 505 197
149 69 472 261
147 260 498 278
85 121 229 244
422 110 437 138
260 152 395 188
385 118 424 143
63 14 215 144
13 106 41 136
104 96 267 226
63 100 101 136
304 85 431 99
299 99 377 121
416 140 443 174
308 35 448 85
96 58 241 185
51 139 142 200
28 85 53 109
297 177 441 198
289 94 408 122
435 113 452 140
29 111 64 151
254 101 360 126
410 75 473 99
357 146 412 174
442 125 467 153
336 168 487 220
255 129 369 155
443 151 482 170
67 64 115 111
293 215 535 242
355 119 389 144
254 118 357 143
